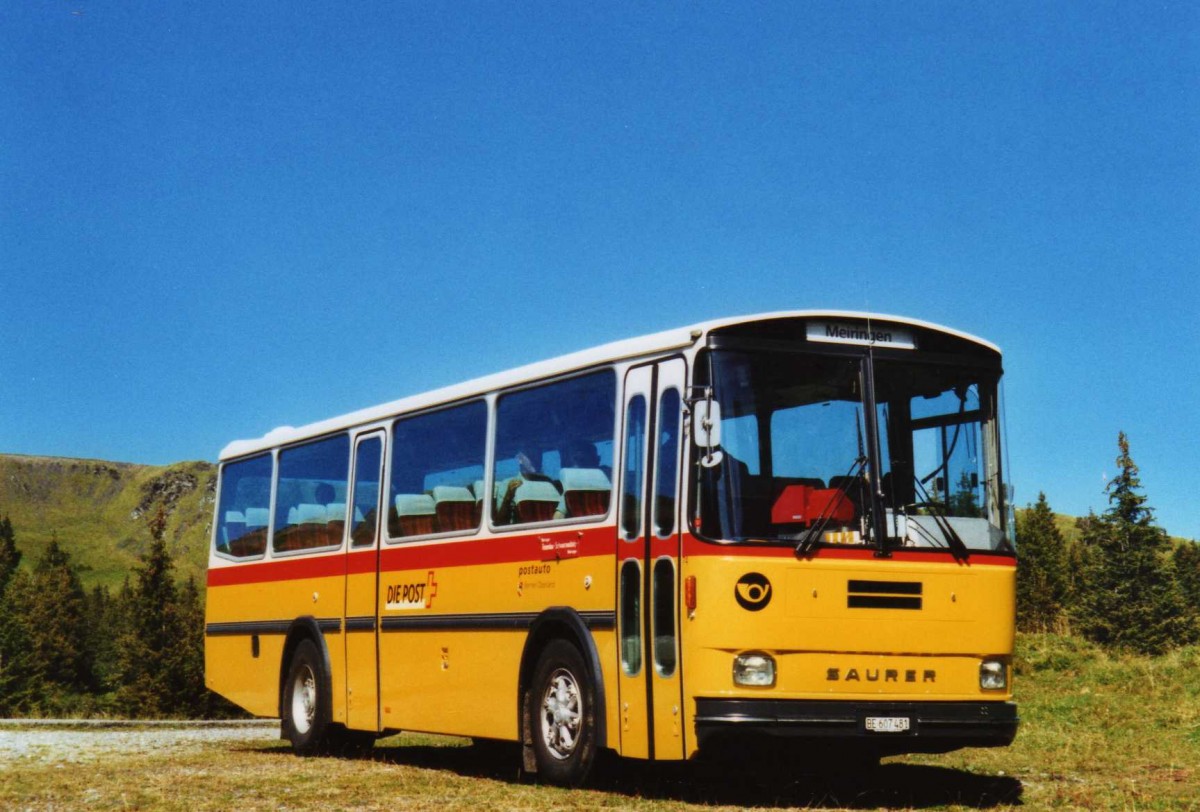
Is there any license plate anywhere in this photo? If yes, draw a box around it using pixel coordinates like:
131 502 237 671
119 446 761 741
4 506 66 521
865 716 910 733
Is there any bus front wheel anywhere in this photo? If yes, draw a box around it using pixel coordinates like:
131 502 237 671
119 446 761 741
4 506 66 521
530 639 597 786
282 638 330 753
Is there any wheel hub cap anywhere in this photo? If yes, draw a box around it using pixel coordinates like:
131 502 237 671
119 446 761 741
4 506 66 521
540 668 582 760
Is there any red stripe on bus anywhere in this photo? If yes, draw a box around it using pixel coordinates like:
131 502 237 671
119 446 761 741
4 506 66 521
207 527 1016 587
207 527 615 587
810 547 1014 565
680 534 1016 566
207 554 346 586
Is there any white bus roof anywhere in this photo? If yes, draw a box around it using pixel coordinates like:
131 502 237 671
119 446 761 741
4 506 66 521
219 310 999 461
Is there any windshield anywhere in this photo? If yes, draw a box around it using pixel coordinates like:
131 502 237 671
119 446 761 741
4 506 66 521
695 347 1012 554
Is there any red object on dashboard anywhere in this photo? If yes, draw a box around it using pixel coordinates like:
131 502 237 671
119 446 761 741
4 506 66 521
771 484 855 527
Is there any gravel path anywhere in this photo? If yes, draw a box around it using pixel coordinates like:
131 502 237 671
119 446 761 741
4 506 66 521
0 720 280 767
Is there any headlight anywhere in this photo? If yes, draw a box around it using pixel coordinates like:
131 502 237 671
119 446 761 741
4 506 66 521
733 652 776 687
979 658 1008 691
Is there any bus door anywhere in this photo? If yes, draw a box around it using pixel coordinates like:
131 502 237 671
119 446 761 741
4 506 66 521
344 431 385 733
616 358 687 760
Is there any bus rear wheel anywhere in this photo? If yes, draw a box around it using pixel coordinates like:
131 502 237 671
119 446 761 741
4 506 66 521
282 638 330 753
530 640 597 787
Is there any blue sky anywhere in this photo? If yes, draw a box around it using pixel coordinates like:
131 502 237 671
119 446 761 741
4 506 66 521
2 2 1197 539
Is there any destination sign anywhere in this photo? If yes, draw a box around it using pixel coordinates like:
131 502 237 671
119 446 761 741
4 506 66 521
806 321 916 350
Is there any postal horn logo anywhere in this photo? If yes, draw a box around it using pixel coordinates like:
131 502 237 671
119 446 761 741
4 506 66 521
735 573 772 611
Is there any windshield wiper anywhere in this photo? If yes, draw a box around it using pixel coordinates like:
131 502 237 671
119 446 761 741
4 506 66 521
908 478 970 560
795 455 866 556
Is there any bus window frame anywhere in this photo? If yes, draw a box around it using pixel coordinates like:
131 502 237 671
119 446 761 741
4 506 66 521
211 450 275 563
486 365 619 535
270 432 351 559
652 385 683 540
348 430 387 550
383 399 490 546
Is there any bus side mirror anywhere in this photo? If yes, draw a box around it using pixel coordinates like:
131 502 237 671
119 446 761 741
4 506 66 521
693 399 724 468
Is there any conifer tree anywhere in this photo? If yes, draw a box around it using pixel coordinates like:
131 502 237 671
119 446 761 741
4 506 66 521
172 576 209 717
1074 433 1198 654
1069 513 1100 600
84 584 121 695
116 506 185 717
1173 542 1200 634
0 514 20 594
0 515 34 711
110 576 137 692
24 537 91 699
1016 493 1070 632
0 571 39 714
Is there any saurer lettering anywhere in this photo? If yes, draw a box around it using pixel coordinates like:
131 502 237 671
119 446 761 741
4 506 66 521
826 668 936 683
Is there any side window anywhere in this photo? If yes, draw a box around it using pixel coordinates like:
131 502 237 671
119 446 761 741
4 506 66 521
389 401 487 539
350 437 383 548
621 395 647 541
652 557 677 676
620 559 642 675
653 388 681 538
273 434 350 554
493 370 615 527
215 454 272 558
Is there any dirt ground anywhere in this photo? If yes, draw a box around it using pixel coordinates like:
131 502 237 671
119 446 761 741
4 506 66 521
0 720 279 766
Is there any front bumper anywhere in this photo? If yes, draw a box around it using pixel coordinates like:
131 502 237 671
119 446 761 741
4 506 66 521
695 699 1018 755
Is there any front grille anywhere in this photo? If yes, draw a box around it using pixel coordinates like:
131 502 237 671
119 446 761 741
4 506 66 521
847 579 922 610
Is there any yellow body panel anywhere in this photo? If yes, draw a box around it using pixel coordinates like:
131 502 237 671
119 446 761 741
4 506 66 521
207 546 626 745
204 634 285 717
374 554 615 739
685 557 1014 659
676 552 1015 758
379 629 523 737
207 543 1014 762
205 566 346 722
344 567 379 731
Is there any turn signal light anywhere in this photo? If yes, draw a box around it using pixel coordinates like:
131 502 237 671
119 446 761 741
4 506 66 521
684 575 697 613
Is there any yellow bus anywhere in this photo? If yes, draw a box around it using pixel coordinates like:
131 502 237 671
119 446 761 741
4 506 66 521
205 311 1017 785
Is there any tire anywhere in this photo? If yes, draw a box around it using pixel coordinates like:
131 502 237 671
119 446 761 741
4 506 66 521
281 638 331 753
529 639 597 787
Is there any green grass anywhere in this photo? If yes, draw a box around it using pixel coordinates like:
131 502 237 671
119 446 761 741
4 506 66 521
0 733 1022 811
905 634 1200 809
2 634 1197 810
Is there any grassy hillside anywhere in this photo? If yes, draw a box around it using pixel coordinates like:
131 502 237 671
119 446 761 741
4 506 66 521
0 454 216 590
